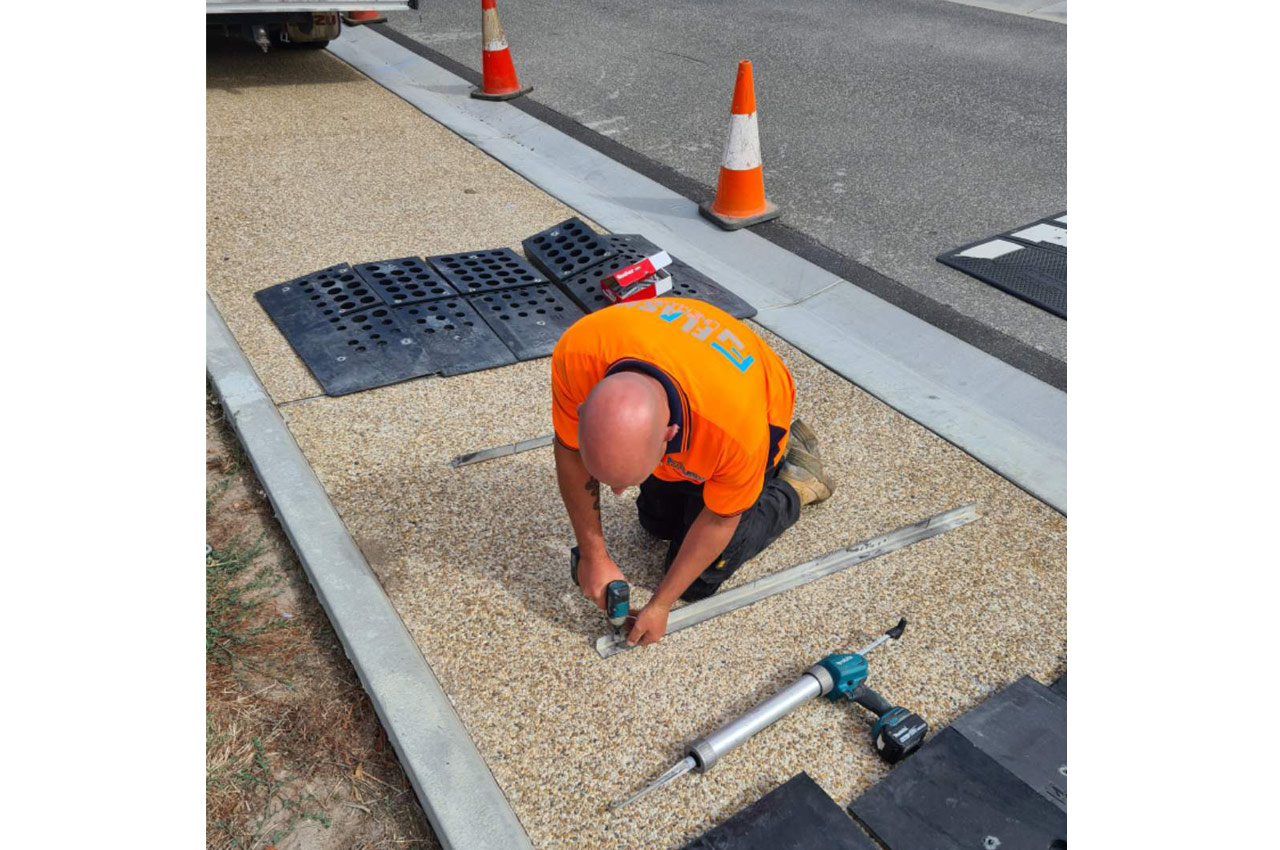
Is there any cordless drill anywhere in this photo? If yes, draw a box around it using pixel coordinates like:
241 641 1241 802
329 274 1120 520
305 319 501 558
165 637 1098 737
569 546 630 631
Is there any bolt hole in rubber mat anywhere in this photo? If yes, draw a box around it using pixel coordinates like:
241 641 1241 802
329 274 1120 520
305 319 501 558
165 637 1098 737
426 247 549 294
848 727 1067 850
392 298 517 376
467 283 585 360
353 256 456 306
683 772 877 850
557 234 756 320
938 212 1067 318
520 216 616 281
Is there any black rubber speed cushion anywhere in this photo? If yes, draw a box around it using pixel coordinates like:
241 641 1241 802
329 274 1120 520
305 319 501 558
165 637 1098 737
682 773 876 850
256 263 386 332
939 230 1067 319
848 728 1067 850
952 676 1067 812
467 283 584 361
426 248 549 294
521 217 615 282
284 304 440 397
556 234 755 320
353 256 456 306
392 298 516 376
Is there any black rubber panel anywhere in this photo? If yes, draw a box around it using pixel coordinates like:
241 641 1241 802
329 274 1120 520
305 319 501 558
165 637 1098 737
467 283 584 361
284 304 440 397
683 773 877 850
392 298 517 376
952 676 1067 812
1049 673 1067 699
521 217 616 282
256 263 385 331
849 728 1067 850
353 256 456 306
426 248 549 294
556 234 755 320
939 215 1067 319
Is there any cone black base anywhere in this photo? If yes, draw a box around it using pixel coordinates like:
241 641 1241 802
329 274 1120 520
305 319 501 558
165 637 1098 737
470 84 534 101
698 200 780 231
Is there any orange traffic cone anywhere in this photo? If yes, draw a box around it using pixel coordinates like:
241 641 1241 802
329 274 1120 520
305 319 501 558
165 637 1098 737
342 10 386 26
470 0 533 101
699 60 780 230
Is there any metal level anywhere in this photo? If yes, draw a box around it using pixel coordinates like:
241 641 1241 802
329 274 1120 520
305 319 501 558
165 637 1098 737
449 434 553 468
595 503 979 657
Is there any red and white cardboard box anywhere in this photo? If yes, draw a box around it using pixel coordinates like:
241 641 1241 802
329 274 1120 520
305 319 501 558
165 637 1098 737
602 250 674 303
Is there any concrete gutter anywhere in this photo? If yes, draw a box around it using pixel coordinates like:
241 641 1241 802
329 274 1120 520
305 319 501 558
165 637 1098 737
329 27 1067 513
206 296 534 850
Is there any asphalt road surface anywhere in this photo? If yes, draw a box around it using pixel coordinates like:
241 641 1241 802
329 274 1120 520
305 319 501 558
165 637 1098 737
384 0 1067 373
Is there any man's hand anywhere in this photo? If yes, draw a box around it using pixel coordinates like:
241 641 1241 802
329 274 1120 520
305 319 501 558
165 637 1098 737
577 552 625 610
626 599 671 646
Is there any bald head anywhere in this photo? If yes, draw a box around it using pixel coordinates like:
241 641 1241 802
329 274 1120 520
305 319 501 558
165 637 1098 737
579 372 676 493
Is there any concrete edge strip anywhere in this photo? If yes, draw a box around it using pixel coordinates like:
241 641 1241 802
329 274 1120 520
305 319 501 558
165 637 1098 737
327 28 1066 513
206 296 535 850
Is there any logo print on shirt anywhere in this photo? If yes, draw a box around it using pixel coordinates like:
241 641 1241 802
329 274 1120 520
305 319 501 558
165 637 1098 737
663 457 706 483
628 300 755 373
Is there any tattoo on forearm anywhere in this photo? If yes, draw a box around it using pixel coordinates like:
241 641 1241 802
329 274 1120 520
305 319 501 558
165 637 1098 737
585 477 601 512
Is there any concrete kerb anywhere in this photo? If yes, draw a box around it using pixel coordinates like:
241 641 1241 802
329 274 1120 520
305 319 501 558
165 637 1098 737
206 296 535 850
327 27 1067 513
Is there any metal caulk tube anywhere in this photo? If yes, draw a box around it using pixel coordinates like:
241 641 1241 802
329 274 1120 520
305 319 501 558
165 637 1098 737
688 665 834 771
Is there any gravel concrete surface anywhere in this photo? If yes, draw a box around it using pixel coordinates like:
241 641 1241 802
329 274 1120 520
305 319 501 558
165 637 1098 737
208 41 1066 849
385 0 1068 363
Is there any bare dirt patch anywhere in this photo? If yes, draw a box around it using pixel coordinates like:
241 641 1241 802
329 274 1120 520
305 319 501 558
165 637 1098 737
206 387 438 850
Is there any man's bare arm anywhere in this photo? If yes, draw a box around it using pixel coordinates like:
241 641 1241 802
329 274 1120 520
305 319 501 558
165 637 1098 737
654 508 740 608
627 507 740 646
554 440 623 606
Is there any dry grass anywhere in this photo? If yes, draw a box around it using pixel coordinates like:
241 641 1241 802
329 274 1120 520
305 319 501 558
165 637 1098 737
206 387 438 850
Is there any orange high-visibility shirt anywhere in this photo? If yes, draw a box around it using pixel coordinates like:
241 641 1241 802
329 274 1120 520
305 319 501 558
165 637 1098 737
551 297 795 516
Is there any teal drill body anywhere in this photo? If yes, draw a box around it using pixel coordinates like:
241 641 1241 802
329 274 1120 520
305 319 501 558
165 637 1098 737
816 645 928 764
816 652 870 699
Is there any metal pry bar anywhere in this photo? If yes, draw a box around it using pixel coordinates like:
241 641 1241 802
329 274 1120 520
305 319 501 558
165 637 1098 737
449 434 553 468
594 503 978 658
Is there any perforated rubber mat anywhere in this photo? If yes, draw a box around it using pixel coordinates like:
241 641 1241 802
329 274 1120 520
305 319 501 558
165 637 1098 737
426 248 549 294
521 217 616 282
354 256 456 306
938 213 1067 318
467 283 584 361
256 263 385 332
848 728 1067 850
283 304 439 396
392 298 517 376
556 234 756 320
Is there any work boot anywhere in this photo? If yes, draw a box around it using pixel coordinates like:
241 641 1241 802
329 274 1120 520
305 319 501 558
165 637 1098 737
777 431 835 507
788 418 820 457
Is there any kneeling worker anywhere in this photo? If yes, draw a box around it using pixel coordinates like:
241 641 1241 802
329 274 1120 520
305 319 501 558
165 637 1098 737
551 296 836 648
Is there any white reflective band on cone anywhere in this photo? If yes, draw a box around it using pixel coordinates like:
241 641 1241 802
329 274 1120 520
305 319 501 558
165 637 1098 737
721 112 762 171
482 7 507 52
